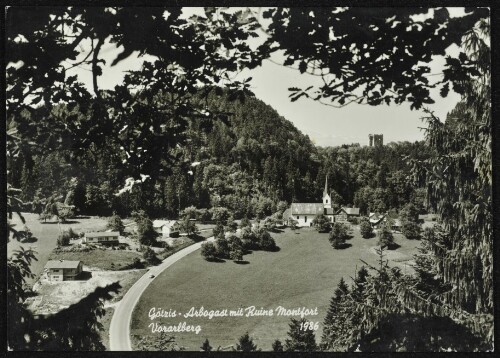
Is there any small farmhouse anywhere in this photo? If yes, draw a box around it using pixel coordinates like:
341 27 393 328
369 213 386 228
45 260 83 281
153 220 180 238
84 231 120 244
334 207 361 223
391 219 402 232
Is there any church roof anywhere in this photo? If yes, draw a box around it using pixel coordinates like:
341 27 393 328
290 203 324 215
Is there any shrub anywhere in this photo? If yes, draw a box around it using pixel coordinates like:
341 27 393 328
143 247 160 265
240 226 258 250
312 214 331 233
135 213 157 246
57 234 70 246
198 209 212 224
259 230 277 251
239 217 251 229
359 221 374 239
179 217 197 236
378 225 395 248
201 242 218 261
66 227 79 239
272 339 284 352
225 220 238 233
121 257 145 270
200 338 212 352
107 213 125 234
230 247 244 262
212 223 225 239
401 221 421 240
215 237 230 259
236 332 258 352
210 207 231 225
329 222 349 249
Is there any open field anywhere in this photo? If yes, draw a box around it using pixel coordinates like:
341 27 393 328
7 213 109 284
49 248 142 271
130 227 421 351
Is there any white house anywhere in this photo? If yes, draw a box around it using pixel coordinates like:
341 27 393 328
45 260 83 281
84 231 119 244
152 220 180 238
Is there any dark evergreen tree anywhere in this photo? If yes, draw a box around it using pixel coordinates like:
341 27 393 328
236 332 258 352
284 318 317 352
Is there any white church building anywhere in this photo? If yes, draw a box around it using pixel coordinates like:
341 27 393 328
283 176 336 227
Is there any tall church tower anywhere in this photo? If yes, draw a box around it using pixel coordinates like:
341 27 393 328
322 175 332 209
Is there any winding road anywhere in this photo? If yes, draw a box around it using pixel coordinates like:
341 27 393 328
109 237 214 351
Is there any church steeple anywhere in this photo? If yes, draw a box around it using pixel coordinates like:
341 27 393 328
323 175 328 196
323 175 332 209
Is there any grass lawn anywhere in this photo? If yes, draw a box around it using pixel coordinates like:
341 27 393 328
130 226 421 351
7 213 109 284
49 248 142 271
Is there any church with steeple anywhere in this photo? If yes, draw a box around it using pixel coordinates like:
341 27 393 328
282 176 337 227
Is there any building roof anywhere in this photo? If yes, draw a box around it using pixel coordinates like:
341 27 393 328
85 231 119 238
45 260 81 269
418 214 438 220
369 214 386 224
290 203 324 215
152 220 178 229
342 207 360 215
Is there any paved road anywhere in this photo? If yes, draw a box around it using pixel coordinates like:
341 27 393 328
109 237 214 351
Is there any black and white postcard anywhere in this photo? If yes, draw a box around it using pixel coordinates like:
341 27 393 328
4 4 495 353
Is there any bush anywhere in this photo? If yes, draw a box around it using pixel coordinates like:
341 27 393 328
240 226 258 250
215 237 230 258
259 230 277 251
225 220 238 233
143 247 160 265
66 227 79 239
230 247 244 262
57 234 70 246
210 207 231 225
236 332 259 352
201 242 218 261
289 219 298 230
312 214 331 233
135 212 157 246
107 213 125 234
272 339 284 352
212 223 225 239
121 257 145 270
329 222 349 249
378 225 395 248
239 217 251 229
359 221 374 239
401 221 421 240
179 217 197 236
198 209 212 224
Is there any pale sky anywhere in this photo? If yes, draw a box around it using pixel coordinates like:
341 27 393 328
66 7 467 147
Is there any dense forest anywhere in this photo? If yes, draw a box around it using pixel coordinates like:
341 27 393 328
8 90 431 220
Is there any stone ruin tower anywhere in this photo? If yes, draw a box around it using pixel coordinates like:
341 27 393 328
368 134 383 147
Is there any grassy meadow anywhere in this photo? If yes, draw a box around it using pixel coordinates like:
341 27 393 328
130 226 421 351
